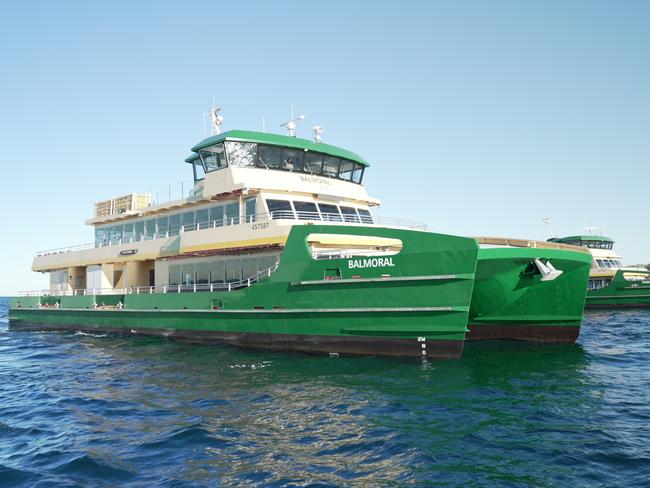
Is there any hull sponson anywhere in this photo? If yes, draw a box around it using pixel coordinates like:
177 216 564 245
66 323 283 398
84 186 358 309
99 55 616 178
9 225 479 359
467 247 592 343
9 319 464 359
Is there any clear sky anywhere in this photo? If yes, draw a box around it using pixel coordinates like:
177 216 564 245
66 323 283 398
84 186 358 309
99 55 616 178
1 0 648 294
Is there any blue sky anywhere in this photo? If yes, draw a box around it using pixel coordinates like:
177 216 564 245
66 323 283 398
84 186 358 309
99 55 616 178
1 0 648 294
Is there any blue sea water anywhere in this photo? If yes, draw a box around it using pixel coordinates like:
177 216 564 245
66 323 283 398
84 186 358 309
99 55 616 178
1 297 649 487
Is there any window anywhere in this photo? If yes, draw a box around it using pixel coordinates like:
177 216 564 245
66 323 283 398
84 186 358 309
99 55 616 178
226 258 242 282
135 221 145 241
196 208 209 229
322 155 340 178
169 214 181 236
245 198 256 223
340 206 360 223
210 205 224 227
282 148 304 172
210 261 225 283
242 256 259 279
225 202 240 225
358 209 373 224
145 219 156 239
338 159 355 181
182 263 194 286
95 227 107 247
181 212 195 232
123 222 134 243
199 143 227 172
111 225 123 245
192 161 205 182
304 152 323 174
196 263 209 284
226 141 257 167
596 259 605 267
257 145 283 169
169 264 181 286
157 216 169 237
266 199 294 219
352 163 364 184
293 201 319 220
318 203 342 222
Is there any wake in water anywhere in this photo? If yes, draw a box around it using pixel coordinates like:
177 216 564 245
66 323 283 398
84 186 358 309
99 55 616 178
73 331 108 338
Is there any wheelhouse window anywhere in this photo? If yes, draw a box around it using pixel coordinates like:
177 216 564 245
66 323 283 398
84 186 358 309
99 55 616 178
318 203 342 222
199 143 227 172
293 201 319 220
282 148 304 171
266 199 294 219
322 155 340 178
357 209 373 224
191 160 205 182
340 206 360 223
304 152 323 174
338 159 355 181
257 145 282 169
226 141 257 167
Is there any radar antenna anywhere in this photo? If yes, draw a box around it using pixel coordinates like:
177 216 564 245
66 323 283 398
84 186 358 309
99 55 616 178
584 226 600 236
542 217 557 238
313 125 324 143
210 106 223 135
280 105 304 137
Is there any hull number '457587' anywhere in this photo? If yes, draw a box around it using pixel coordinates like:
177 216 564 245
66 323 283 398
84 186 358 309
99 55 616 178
251 222 269 230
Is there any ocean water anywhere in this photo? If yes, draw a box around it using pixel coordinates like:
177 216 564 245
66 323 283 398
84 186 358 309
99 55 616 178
1 297 649 487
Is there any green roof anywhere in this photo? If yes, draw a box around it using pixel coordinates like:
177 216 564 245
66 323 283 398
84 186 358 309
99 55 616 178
190 130 369 167
549 235 614 244
185 153 200 163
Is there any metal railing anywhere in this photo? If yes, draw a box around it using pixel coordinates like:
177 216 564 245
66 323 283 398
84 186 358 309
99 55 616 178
18 262 280 298
35 210 427 257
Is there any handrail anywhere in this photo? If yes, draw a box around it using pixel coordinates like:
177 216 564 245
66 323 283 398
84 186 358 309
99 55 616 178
473 236 591 254
18 262 280 298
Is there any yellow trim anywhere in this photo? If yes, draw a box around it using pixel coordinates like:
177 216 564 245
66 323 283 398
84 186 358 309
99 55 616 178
180 236 287 253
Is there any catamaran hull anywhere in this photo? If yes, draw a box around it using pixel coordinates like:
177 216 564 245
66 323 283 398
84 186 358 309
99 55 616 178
467 247 592 343
9 225 479 359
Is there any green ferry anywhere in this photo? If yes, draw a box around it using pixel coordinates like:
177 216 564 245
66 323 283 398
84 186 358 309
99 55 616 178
8 112 480 359
548 235 650 309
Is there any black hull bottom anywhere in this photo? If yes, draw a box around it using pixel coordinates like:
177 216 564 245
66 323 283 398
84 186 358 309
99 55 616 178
9 320 465 360
466 323 580 343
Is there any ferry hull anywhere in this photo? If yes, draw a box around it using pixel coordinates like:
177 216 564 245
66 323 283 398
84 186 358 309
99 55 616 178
467 247 592 343
9 225 478 359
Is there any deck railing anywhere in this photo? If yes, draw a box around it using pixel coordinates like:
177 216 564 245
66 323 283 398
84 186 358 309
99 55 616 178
18 262 280 298
35 211 427 257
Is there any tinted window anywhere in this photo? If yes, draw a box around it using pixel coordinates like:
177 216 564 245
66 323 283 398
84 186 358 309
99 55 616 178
340 206 360 223
169 214 181 236
199 143 227 172
318 203 341 222
135 221 145 241
257 145 282 169
196 209 209 228
293 201 318 220
210 205 224 226
357 209 373 224
245 198 256 222
157 216 169 236
192 161 205 181
266 199 294 219
182 212 194 232
339 159 355 181
123 222 134 242
322 156 340 178
352 163 364 184
282 148 304 171
145 219 156 238
225 202 240 225
304 152 323 174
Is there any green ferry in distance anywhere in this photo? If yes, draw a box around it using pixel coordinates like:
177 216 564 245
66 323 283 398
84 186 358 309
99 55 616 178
8 110 480 359
548 235 650 309
466 237 592 342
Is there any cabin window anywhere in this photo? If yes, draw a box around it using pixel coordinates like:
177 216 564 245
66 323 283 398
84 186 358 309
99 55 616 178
169 264 181 286
111 225 123 245
307 233 402 260
340 206 361 223
196 208 209 229
304 152 323 174
210 261 225 283
257 145 283 169
210 205 224 227
294 201 319 220
339 159 355 181
123 223 134 243
322 156 340 178
145 219 156 239
226 258 242 282
282 148 304 171
245 198 257 223
358 209 373 224
157 216 169 236
266 199 294 219
95 228 107 247
196 263 209 284
182 263 194 285
199 143 227 172
169 214 181 236
225 202 240 225
318 203 342 222
135 221 145 241
352 163 364 184
181 212 195 232
226 141 257 167
192 161 205 182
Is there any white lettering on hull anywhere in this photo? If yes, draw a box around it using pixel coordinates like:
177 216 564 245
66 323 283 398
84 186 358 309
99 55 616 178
347 257 396 269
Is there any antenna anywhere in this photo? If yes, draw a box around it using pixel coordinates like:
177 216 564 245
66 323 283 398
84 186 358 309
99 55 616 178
584 226 600 236
262 117 266 133
203 100 223 136
542 217 557 238
280 105 305 137
313 125 324 143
